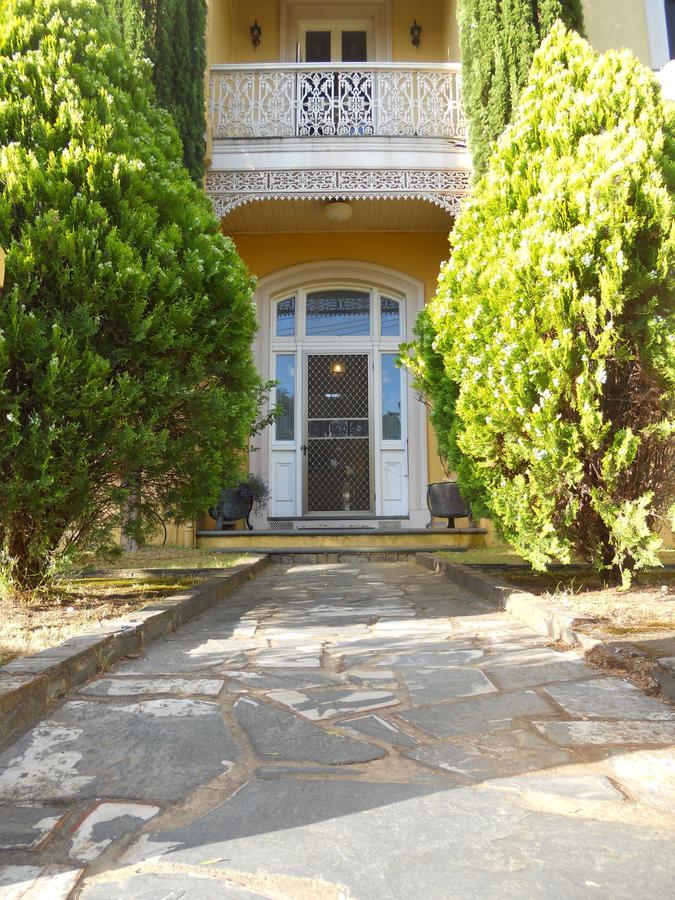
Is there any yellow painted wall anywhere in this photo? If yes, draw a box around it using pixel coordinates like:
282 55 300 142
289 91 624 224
583 0 651 65
391 0 444 62
441 0 460 61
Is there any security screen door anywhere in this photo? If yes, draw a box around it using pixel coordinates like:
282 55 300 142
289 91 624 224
304 353 372 514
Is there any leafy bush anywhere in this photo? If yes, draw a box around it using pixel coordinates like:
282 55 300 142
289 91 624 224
0 0 261 586
408 25 674 583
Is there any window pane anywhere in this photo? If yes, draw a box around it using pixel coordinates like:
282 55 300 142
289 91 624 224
342 30 367 62
276 297 295 337
381 297 401 336
381 353 401 440
306 290 370 336
306 31 331 62
275 354 295 441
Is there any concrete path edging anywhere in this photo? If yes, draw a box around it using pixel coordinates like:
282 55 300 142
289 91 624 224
416 552 675 702
0 555 269 749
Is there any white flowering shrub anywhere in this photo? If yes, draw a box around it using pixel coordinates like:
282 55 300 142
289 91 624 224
418 25 674 583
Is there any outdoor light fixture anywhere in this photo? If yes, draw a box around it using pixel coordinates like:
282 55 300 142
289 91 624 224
323 200 352 222
330 360 346 376
250 20 262 48
410 20 422 48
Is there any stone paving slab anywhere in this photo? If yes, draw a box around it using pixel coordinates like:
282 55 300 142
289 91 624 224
0 806 66 850
399 690 557 739
376 648 485 668
406 728 572 781
403 666 498 705
79 872 269 899
0 864 83 899
339 714 419 748
543 677 675 720
535 719 675 746
69 802 159 863
0 699 241 802
265 687 400 720
79 677 224 697
479 647 597 689
234 697 385 764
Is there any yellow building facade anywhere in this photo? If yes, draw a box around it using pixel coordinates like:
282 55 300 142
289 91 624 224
194 0 674 545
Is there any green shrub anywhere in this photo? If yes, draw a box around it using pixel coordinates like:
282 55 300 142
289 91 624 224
0 0 261 587
410 25 674 584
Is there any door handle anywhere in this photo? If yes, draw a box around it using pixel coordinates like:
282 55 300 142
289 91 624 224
301 444 308 456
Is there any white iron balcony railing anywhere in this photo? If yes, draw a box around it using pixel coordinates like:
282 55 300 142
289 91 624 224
209 63 466 142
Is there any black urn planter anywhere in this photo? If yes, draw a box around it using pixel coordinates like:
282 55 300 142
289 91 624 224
208 488 253 531
426 481 473 529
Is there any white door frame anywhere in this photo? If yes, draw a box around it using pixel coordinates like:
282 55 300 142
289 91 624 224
249 260 428 528
280 0 392 62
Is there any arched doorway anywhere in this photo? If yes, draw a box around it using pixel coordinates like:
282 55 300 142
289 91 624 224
250 261 428 528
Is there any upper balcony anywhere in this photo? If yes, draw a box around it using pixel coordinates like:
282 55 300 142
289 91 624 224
208 62 466 143
204 1 469 228
206 61 471 224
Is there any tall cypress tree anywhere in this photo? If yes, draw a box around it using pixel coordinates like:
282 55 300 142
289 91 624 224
106 0 207 183
459 0 584 176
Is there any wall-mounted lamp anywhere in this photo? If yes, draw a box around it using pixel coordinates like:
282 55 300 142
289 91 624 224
250 19 262 49
330 360 346 376
410 20 422 49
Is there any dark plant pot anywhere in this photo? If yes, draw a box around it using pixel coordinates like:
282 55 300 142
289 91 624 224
209 488 253 530
426 481 472 529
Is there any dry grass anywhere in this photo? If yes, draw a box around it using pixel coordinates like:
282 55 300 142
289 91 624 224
476 568 675 636
438 547 675 639
550 580 675 636
0 576 198 668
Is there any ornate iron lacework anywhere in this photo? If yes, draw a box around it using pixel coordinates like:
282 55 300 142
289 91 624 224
209 66 467 141
205 169 472 217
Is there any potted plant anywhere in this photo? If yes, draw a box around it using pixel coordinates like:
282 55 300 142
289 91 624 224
209 475 269 531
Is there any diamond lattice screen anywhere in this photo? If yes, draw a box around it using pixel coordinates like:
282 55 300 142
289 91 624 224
306 354 371 513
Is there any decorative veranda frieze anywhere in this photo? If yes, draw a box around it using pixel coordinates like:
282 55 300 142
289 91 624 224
209 63 467 143
205 169 472 217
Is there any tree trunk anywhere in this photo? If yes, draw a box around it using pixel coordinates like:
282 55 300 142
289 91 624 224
6 517 47 590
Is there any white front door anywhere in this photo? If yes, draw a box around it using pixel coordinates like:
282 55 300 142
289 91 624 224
267 283 408 520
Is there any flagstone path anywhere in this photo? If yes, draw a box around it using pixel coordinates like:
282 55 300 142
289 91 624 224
0 561 674 899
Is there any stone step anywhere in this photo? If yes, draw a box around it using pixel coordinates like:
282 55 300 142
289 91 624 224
196 527 488 552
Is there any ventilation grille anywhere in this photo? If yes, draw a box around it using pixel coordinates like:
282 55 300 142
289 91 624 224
269 520 294 531
378 520 402 530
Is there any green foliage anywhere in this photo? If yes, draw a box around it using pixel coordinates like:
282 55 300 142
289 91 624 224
0 0 261 586
458 0 584 176
401 309 489 519
106 0 207 182
411 26 675 583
